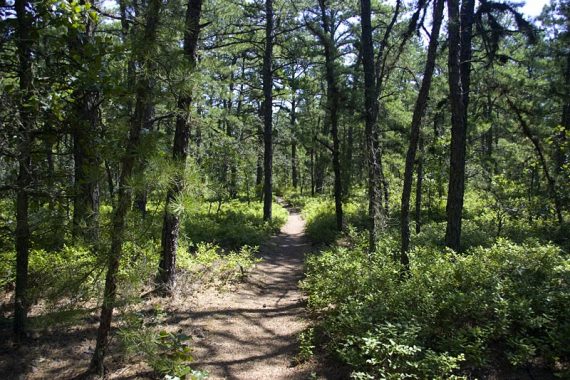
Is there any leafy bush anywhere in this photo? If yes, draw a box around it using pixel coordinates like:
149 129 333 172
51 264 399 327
178 242 261 286
302 237 570 378
298 197 367 244
0 245 101 302
185 200 287 249
119 311 208 379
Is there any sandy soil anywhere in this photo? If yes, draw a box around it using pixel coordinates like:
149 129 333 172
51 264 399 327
0 207 333 380
184 208 319 379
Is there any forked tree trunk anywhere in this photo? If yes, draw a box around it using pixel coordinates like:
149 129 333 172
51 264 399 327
157 0 203 294
88 0 162 374
400 0 444 266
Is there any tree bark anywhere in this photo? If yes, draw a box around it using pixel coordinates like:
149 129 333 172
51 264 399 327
317 0 343 231
415 135 424 234
262 0 274 221
444 0 474 251
400 0 444 265
291 97 298 189
14 0 33 341
360 0 380 249
70 13 101 243
157 0 203 295
88 0 162 373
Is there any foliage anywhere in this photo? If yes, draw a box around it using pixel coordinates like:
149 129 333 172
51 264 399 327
178 242 261 286
0 245 101 303
119 311 208 379
185 200 287 249
290 195 367 244
302 237 570 377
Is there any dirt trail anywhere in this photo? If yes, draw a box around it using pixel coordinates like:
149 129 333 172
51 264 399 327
188 208 316 379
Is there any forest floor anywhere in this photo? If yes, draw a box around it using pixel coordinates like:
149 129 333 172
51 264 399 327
0 205 343 379
186 205 322 379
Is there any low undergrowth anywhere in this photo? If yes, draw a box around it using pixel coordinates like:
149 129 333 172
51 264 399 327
302 233 570 379
185 200 288 249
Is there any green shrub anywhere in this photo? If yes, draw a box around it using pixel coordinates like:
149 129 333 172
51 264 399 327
300 197 367 245
185 200 287 249
302 237 570 377
0 245 101 302
119 311 208 379
178 242 261 286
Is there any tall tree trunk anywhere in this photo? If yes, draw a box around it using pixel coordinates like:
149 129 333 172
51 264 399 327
291 97 298 189
342 124 354 197
262 0 274 221
318 0 343 231
133 98 155 218
88 0 162 373
14 0 33 340
157 0 203 294
360 0 382 249
310 145 315 196
444 0 474 251
70 14 101 243
400 0 444 264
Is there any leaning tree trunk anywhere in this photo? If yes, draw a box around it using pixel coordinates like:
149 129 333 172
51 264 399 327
14 0 34 341
157 0 203 295
508 100 565 225
400 0 444 267
88 0 162 374
262 0 274 221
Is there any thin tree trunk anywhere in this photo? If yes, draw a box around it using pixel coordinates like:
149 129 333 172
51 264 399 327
310 145 315 196
291 97 298 189
88 0 162 373
509 100 564 225
415 135 424 234
317 0 343 230
262 0 274 221
157 0 203 294
14 0 33 340
343 124 354 197
400 0 444 265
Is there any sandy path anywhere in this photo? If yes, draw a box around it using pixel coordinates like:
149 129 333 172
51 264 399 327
187 208 316 379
